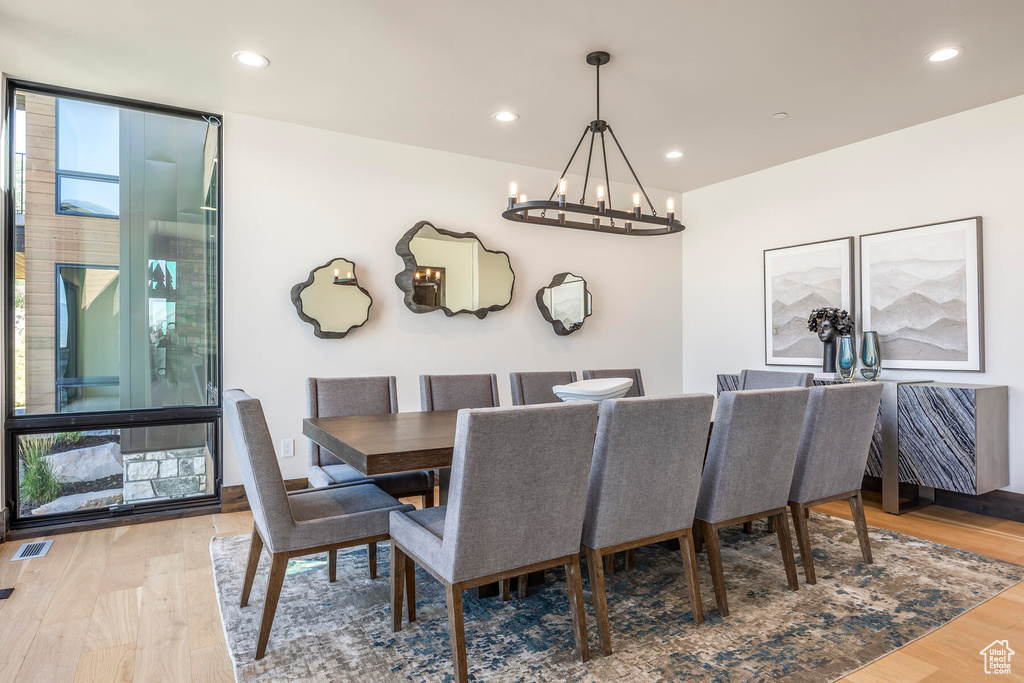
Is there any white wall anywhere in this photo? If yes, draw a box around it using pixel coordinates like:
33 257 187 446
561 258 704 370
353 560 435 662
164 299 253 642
681 94 1024 493
223 114 683 485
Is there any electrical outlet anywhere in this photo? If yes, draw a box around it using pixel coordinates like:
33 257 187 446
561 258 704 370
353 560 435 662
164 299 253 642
281 438 294 458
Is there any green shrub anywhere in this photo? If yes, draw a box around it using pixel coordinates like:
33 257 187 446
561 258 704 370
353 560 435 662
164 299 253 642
60 431 84 446
20 435 63 506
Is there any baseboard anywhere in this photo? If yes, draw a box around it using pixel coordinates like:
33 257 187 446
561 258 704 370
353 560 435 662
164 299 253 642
862 476 1024 524
221 477 308 513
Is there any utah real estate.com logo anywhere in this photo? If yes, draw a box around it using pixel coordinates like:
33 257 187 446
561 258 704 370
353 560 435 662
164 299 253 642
981 640 1015 675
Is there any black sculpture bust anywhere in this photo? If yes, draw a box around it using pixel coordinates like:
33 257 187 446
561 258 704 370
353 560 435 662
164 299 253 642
807 307 854 374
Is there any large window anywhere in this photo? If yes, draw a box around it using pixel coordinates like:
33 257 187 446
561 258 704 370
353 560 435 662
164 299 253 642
5 82 222 528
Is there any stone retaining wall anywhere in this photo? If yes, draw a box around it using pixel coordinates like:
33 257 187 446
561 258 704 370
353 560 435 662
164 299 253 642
123 447 208 502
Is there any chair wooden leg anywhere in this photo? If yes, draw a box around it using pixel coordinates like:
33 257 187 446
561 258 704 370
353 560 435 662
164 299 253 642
625 549 635 571
390 544 406 632
805 507 811 519
255 553 289 660
774 512 800 591
767 516 777 534
679 530 704 625
517 574 528 599
742 522 753 534
405 555 416 622
501 579 512 601
693 523 704 553
422 488 434 509
789 502 816 584
700 521 729 617
240 524 263 608
850 492 873 563
584 546 612 656
445 582 469 683
564 554 591 663
604 553 615 576
328 549 337 583
368 542 378 579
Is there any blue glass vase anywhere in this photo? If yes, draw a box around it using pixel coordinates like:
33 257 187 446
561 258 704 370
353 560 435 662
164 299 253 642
860 331 882 381
837 335 857 381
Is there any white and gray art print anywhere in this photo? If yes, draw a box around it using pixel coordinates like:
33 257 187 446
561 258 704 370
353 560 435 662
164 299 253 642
861 217 983 371
764 237 854 366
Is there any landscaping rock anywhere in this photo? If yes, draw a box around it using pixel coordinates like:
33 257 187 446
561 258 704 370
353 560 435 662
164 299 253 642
44 442 122 483
30 488 123 515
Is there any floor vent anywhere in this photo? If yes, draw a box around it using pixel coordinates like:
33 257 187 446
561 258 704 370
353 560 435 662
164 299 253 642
10 539 53 561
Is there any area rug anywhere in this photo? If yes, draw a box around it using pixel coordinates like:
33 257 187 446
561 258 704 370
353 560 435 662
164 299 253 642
211 514 1022 682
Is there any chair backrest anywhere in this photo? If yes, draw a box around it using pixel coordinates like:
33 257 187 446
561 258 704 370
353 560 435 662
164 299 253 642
739 369 814 390
581 368 645 397
790 382 884 504
224 390 293 550
420 374 499 412
509 371 578 406
306 376 398 467
582 394 715 549
440 403 600 583
695 387 810 524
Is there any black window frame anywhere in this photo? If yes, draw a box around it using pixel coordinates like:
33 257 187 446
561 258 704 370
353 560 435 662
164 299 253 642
3 78 224 531
54 97 121 219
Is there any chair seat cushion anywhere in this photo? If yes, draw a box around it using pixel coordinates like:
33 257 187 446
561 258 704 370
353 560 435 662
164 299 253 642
372 470 435 497
310 463 374 488
276 484 414 553
390 505 450 581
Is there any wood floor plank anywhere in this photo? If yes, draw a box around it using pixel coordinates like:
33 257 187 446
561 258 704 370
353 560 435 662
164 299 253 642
75 643 136 683
82 587 142 652
42 529 115 625
189 643 234 683
182 515 215 571
135 561 191 683
0 578 59 683
842 649 939 683
15 616 91 683
146 519 184 559
99 525 150 594
16 533 79 584
185 566 224 651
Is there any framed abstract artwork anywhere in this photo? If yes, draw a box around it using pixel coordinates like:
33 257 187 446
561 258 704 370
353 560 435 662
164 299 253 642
763 237 854 366
860 217 984 371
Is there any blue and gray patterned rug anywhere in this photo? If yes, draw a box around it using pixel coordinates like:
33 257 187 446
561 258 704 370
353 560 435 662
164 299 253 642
211 513 1022 682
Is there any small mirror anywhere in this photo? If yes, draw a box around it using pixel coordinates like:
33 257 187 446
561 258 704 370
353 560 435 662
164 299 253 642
537 272 592 335
291 258 372 338
396 221 514 319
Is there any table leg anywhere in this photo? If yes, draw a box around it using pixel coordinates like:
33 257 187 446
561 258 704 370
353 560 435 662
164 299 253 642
438 467 452 505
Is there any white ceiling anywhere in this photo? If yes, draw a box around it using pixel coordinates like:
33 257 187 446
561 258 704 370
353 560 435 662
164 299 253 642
2 0 1024 192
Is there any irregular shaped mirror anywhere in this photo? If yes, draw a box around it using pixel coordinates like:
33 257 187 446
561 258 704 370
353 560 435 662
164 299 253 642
291 258 372 338
395 221 514 319
537 272 592 335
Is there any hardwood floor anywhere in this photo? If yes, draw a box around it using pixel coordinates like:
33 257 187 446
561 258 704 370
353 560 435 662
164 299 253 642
1 491 1022 682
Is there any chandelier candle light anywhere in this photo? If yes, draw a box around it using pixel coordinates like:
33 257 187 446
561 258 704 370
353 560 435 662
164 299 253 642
503 51 684 236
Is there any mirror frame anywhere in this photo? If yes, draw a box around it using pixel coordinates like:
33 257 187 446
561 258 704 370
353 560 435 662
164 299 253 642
290 257 373 339
536 272 592 336
395 220 515 319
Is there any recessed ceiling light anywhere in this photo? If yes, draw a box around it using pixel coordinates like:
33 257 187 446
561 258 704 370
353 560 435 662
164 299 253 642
232 51 270 68
664 150 684 159
926 46 963 62
492 111 518 122
772 112 789 119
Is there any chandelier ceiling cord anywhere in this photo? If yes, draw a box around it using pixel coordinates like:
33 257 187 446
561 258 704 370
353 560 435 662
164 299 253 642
502 51 684 236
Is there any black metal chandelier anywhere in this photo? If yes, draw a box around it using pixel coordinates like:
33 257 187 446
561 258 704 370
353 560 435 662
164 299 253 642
502 51 683 237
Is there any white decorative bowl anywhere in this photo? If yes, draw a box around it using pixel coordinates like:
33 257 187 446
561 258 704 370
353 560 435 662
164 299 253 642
553 378 634 403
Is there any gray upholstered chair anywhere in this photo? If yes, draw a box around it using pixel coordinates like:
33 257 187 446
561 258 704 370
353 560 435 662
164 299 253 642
788 382 883 584
509 370 577 405
389 403 600 683
307 377 435 577
419 373 500 411
581 394 715 655
582 368 645 398
739 369 814 390
224 389 414 660
694 387 810 616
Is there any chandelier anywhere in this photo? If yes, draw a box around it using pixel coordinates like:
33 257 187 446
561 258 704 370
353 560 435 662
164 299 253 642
502 51 684 237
